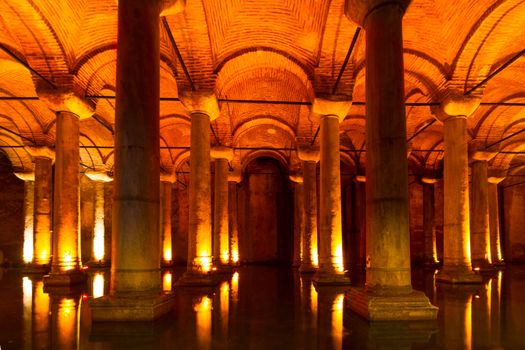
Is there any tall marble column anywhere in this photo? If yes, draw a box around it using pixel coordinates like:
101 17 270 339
228 170 242 266
345 0 437 320
354 175 366 272
26 147 54 270
297 146 320 273
488 176 505 265
36 87 94 287
422 177 439 267
311 98 351 285
85 171 113 267
177 91 220 286
289 173 304 268
90 0 184 321
14 172 35 264
470 154 495 270
211 147 233 270
436 95 482 284
160 172 174 267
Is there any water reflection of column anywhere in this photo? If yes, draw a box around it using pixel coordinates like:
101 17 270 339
32 280 50 350
50 293 80 350
194 295 212 350
472 278 491 347
490 271 503 347
22 277 32 350
316 288 345 350
438 284 474 350
219 281 229 341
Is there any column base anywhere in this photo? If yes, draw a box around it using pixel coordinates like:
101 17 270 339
174 271 218 287
299 264 318 274
90 293 174 322
43 269 87 287
346 288 438 321
435 267 482 284
161 261 174 268
492 260 506 267
23 263 50 274
86 260 110 269
312 270 351 286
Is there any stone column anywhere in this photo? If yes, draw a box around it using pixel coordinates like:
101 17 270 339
90 0 184 321
228 170 242 266
354 175 367 273
422 177 439 267
14 172 35 264
488 176 505 265
297 146 320 273
160 175 174 267
435 95 482 283
289 173 304 268
26 147 54 270
85 171 113 267
345 0 437 320
177 91 220 286
211 147 234 270
311 97 351 285
470 154 495 270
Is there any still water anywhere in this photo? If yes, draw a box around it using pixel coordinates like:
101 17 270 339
0 266 524 349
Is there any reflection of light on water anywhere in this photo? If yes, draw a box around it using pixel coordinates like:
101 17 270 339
93 273 105 298
194 296 212 349
163 271 172 292
332 294 344 350
33 281 49 349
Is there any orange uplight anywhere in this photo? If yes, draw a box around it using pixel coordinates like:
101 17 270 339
93 273 104 298
197 255 212 272
221 250 230 264
62 251 74 271
23 224 34 263
333 244 344 273
163 271 173 292
231 250 239 263
163 248 172 263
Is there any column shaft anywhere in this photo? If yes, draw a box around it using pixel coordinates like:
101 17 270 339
111 0 161 294
23 181 35 263
471 161 491 268
292 182 304 267
33 157 53 266
316 115 346 281
364 4 411 292
488 182 503 263
92 181 105 263
228 182 240 265
188 113 212 273
161 181 173 265
439 117 475 278
301 161 318 272
423 183 438 265
51 111 80 273
213 158 229 266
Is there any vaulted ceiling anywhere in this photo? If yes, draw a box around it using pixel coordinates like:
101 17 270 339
0 0 524 184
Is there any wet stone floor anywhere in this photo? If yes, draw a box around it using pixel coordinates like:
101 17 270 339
0 265 524 349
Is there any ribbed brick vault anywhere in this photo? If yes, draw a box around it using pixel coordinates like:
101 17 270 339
0 0 524 185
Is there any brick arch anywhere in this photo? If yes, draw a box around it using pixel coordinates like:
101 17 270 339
232 117 296 148
0 132 33 172
240 150 290 174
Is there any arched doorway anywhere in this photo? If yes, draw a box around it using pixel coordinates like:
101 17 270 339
237 157 293 265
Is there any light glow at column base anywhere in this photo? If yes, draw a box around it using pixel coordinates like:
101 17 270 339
231 250 239 263
62 251 74 271
163 271 172 292
333 245 344 272
163 248 172 263
93 273 104 298
195 255 212 272
221 251 230 264
93 232 104 262
23 232 34 263
312 248 319 267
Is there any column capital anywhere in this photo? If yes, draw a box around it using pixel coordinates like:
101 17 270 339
297 145 320 162
25 145 55 161
211 146 233 161
160 0 185 16
344 0 411 27
180 90 220 121
438 93 481 121
14 171 35 181
421 177 439 185
289 173 303 184
355 174 366 183
160 171 175 183
228 169 242 183
469 151 497 163
488 176 505 184
36 87 95 120
312 95 352 122
85 170 113 183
